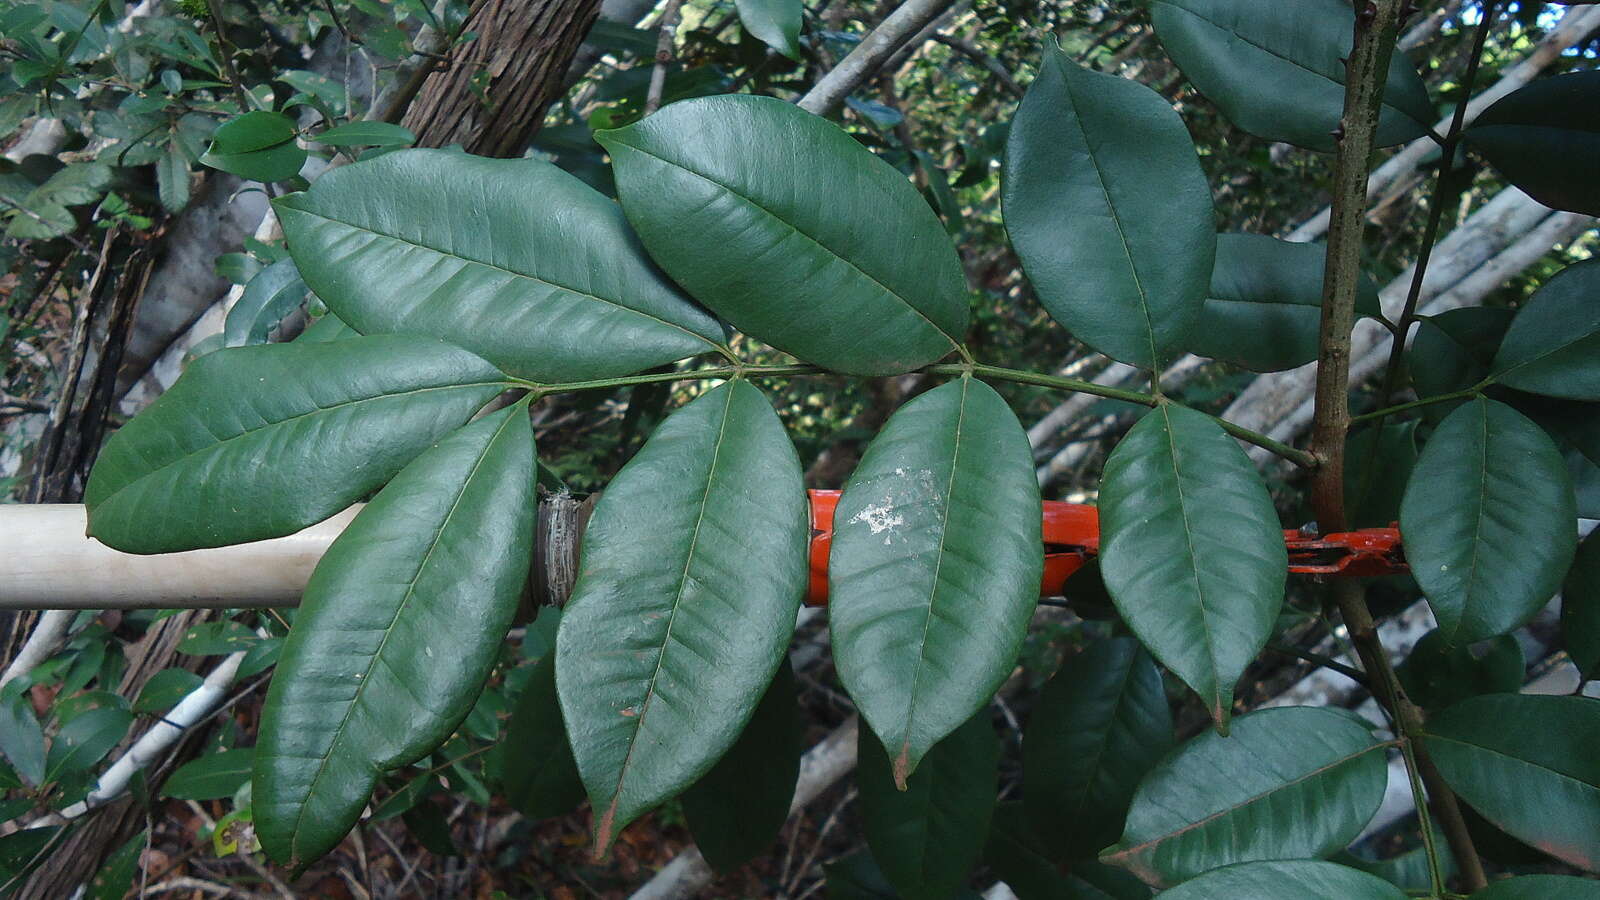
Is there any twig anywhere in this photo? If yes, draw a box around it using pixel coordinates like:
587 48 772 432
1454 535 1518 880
1307 0 1487 892
931 34 1022 97
798 0 961 116
645 0 686 115
1264 641 1370 687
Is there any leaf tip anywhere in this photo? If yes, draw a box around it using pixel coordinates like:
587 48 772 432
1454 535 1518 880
892 743 913 791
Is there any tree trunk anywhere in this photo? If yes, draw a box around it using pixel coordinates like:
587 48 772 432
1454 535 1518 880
402 0 605 158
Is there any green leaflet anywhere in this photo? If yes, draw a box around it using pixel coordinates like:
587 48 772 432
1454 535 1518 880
1189 234 1382 373
1470 875 1600 899
502 636 586 821
1148 0 1435 151
1399 397 1577 645
735 0 802 59
1151 860 1406 899
1394 629 1523 712
1490 259 1600 401
1464 71 1600 217
162 749 254 801
1411 307 1515 408
224 256 309 347
556 380 809 852
857 711 999 900
275 149 726 383
1024 637 1173 860
1003 45 1213 370
253 406 535 870
85 335 505 554
829 378 1042 783
1098 404 1285 728
599 95 967 375
1102 707 1388 887
1424 694 1600 873
1563 529 1600 682
681 663 802 872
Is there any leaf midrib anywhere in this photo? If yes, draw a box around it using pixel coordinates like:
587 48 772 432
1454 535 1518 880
287 409 520 863
605 139 960 347
1109 739 1389 860
281 203 725 354
603 383 738 827
94 381 505 512
1159 407 1223 715
899 378 971 766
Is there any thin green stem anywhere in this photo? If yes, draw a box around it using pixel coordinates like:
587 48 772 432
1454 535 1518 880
1349 384 1486 425
1264 641 1369 686
519 359 1317 468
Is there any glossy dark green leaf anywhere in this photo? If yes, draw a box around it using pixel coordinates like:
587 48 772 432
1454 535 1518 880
1102 706 1388 887
1564 529 1600 681
201 140 308 183
87 830 145 900
1395 629 1523 711
1471 875 1600 899
736 0 802 59
1151 860 1406 899
1098 404 1286 727
162 748 254 800
556 380 809 852
1189 234 1381 372
502 636 585 821
254 405 535 870
313 121 416 148
224 256 308 347
45 706 132 781
857 711 998 900
1148 0 1435 151
134 668 205 714
276 149 725 382
1399 397 1577 645
1024 637 1173 860
682 663 802 872
599 95 967 375
1003 46 1212 370
1412 308 1514 396
177 621 256 656
0 689 46 787
1344 420 1418 528
1464 71 1600 216
1490 259 1600 401
1425 694 1600 872
985 806 1152 900
830 378 1042 782
84 335 505 554
211 111 297 154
